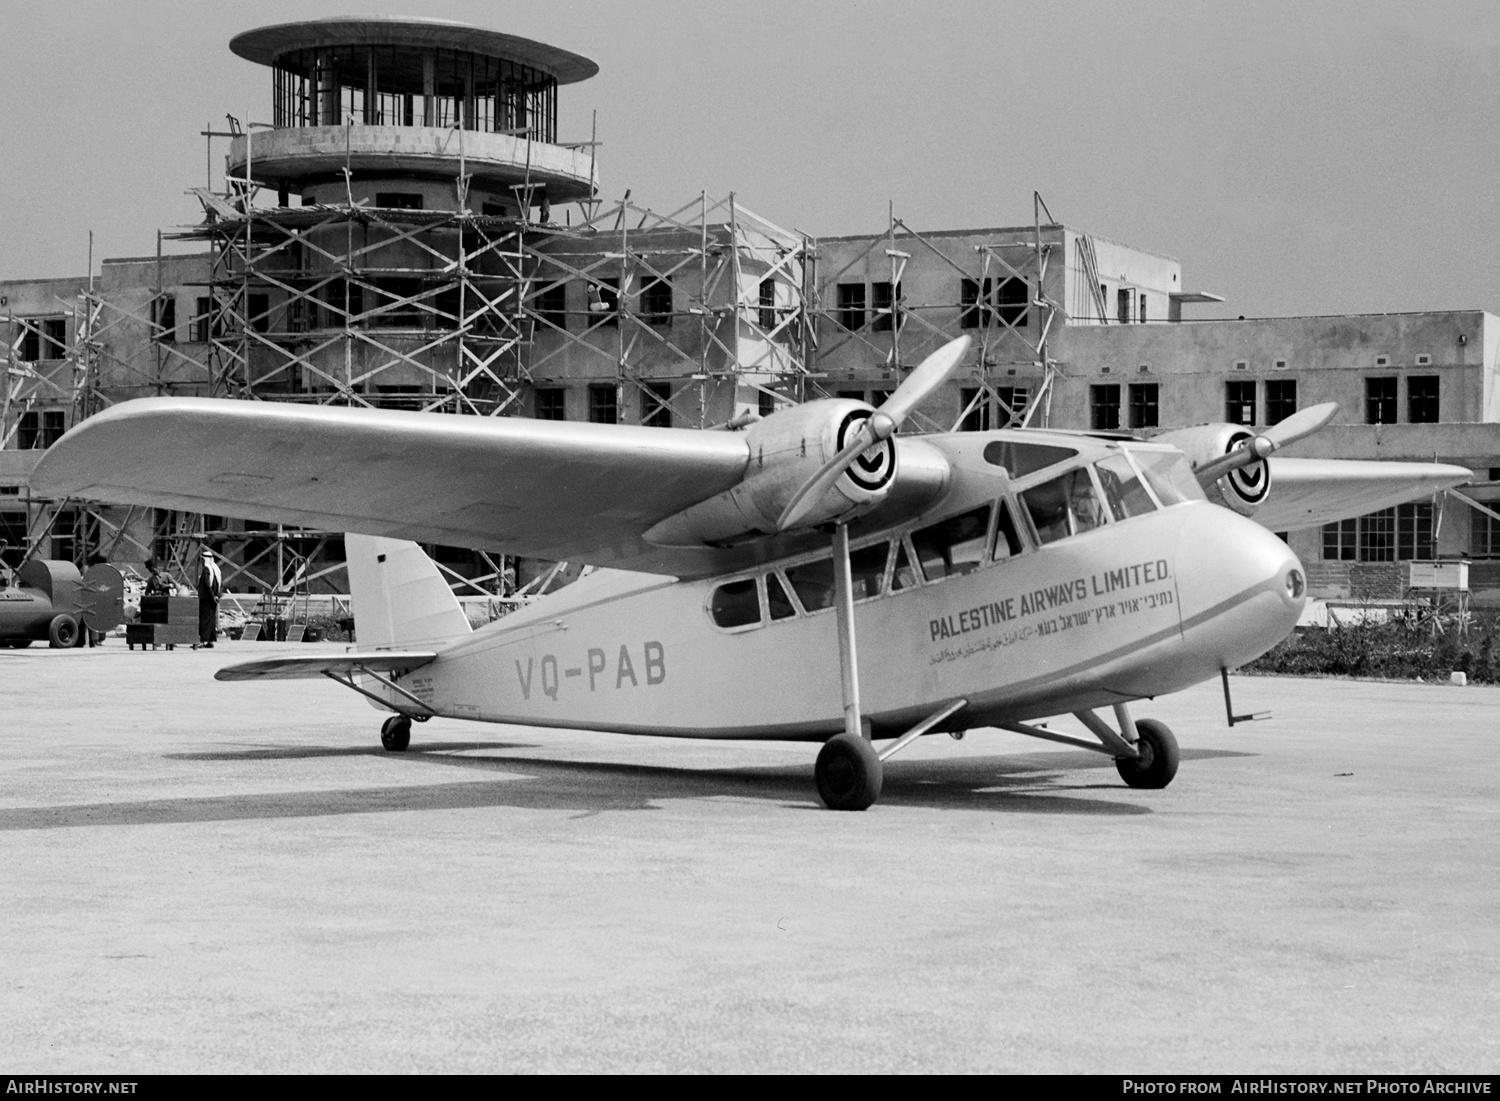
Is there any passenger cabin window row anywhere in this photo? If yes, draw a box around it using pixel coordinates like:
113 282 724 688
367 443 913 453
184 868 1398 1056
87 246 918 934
706 445 1202 630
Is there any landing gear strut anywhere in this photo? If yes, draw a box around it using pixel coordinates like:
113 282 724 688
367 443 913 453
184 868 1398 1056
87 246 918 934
380 714 412 752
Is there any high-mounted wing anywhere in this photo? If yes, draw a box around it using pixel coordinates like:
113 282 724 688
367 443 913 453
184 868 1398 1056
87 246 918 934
30 340 978 579
1254 457 1473 531
28 397 750 576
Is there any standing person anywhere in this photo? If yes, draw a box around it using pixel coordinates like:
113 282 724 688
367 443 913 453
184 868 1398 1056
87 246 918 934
196 547 222 648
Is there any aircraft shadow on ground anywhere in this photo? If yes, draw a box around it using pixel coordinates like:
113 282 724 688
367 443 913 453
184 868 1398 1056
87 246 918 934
0 741 1256 830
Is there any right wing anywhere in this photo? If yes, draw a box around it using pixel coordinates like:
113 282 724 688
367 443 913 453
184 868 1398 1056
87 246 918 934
1256 457 1473 530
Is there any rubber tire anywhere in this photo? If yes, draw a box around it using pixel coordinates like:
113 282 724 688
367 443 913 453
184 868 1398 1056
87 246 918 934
380 715 412 753
47 614 79 649
815 734 884 810
1115 718 1180 789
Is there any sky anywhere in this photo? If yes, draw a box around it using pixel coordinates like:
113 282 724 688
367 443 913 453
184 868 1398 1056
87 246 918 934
1 0 1498 320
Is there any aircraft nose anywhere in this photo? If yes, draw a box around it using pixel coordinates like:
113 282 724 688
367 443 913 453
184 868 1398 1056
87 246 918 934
1174 503 1306 667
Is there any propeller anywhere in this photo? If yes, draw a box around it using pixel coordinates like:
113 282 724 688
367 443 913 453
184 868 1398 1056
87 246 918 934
776 336 972 531
1193 401 1338 485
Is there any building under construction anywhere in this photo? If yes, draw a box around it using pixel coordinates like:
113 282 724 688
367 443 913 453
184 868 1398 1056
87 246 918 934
6 16 1500 608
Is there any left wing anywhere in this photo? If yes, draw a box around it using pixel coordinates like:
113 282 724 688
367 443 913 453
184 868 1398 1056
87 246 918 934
1256 457 1472 530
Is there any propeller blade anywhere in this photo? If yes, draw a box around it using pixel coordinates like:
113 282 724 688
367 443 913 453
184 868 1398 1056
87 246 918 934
1260 401 1337 449
1193 402 1340 486
775 336 973 531
877 335 973 424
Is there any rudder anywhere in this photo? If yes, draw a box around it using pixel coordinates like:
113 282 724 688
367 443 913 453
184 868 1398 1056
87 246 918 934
344 533 471 647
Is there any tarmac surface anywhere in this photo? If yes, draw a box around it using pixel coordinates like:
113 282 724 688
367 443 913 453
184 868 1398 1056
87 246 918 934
1 641 1497 1074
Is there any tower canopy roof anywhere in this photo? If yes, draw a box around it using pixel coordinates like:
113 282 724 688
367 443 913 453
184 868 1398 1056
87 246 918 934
230 17 599 84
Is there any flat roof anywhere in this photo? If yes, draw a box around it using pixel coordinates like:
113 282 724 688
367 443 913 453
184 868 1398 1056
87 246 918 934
230 17 599 85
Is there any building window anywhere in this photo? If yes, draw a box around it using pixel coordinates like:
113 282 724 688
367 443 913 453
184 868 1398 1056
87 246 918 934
1117 288 1131 324
641 381 672 427
534 387 566 421
758 279 776 332
533 284 568 330
591 278 619 327
248 293 270 335
42 318 66 357
16 411 65 450
371 278 421 327
959 386 990 432
1322 518 1357 561
1091 384 1121 430
758 389 776 418
960 278 990 329
1375 355 1390 367
1138 293 1147 323
1226 380 1256 426
18 325 40 362
997 277 1028 327
1366 377 1397 424
194 297 214 342
1128 383 1159 429
870 281 901 333
588 384 617 424
1473 510 1500 557
1415 354 1432 366
1265 379 1297 425
1324 504 1433 562
1408 375 1439 423
640 277 672 327
1233 359 1248 371
152 297 176 343
836 283 866 332
375 192 424 210
995 386 1030 428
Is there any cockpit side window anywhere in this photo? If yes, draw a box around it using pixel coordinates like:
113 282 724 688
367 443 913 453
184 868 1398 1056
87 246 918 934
991 500 1024 560
1133 449 1206 505
912 505 991 582
1021 468 1109 546
849 542 888 601
1096 453 1157 521
766 571 797 620
710 577 762 628
786 558 836 613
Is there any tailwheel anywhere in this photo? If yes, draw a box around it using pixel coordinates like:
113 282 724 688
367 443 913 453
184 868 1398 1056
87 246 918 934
815 734 883 811
1115 718 1179 789
380 715 412 753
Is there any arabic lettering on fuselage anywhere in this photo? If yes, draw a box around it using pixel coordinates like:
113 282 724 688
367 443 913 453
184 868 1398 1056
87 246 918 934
929 558 1170 642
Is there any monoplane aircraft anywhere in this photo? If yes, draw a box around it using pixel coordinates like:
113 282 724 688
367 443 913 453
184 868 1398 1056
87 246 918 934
30 337 1470 808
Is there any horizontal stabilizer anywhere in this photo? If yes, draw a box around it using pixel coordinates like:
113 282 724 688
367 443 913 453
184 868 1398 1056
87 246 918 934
214 651 438 682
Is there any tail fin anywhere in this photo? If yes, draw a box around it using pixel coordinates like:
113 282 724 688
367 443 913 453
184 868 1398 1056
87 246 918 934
344 534 471 647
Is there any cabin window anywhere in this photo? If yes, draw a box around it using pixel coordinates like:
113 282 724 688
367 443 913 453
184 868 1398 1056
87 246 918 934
982 440 1078 478
1021 469 1108 546
1095 453 1157 521
766 572 797 620
990 501 1024 560
710 578 762 629
786 558 836 613
1131 449 1204 505
847 542 888 599
912 506 991 581
890 540 920 591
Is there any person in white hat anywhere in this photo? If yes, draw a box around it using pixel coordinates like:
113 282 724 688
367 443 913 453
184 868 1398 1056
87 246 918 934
196 546 223 648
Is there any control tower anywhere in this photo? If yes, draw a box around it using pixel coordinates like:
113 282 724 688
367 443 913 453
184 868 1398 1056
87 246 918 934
184 17 601 415
226 17 598 216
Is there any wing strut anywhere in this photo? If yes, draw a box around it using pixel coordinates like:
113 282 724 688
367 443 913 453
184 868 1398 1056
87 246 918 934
321 666 436 718
831 523 865 742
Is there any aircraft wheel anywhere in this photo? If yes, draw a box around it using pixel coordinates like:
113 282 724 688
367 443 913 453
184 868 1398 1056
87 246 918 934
47 614 79 649
815 734 883 811
380 715 412 753
1115 719 1179 789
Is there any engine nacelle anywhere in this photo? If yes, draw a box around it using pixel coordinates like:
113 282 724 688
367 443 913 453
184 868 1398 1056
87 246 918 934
645 399 905 546
1152 423 1271 516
